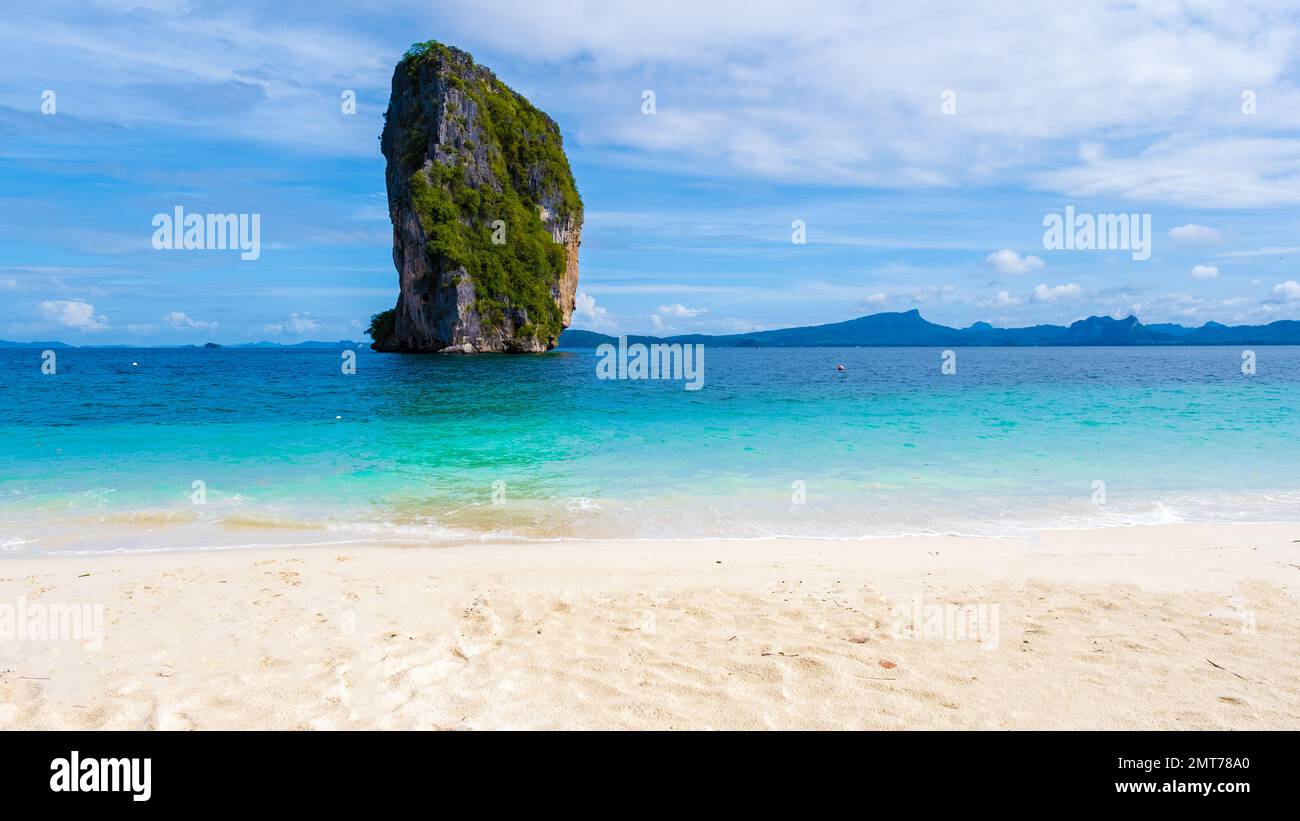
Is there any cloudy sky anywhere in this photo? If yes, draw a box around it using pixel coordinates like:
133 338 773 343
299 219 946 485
2 0 1300 343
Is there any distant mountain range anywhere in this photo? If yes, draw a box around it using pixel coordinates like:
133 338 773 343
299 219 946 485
0 340 368 349
7 311 1300 349
559 310 1300 347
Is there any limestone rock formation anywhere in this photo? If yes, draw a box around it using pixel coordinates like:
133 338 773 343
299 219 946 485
369 41 582 353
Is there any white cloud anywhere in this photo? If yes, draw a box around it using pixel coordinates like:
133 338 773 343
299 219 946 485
985 249 1044 275
1031 283 1082 303
905 284 958 303
656 303 708 318
645 302 710 333
39 299 108 330
982 290 1022 308
10 1 1299 204
0 7 391 157
164 310 217 330
717 318 769 333
1189 265 1220 280
863 292 889 305
1038 137 1300 208
572 291 613 329
262 312 320 334
1 278 17 289
1268 280 1300 302
433 1 1300 202
1216 246 1300 259
1169 224 1222 246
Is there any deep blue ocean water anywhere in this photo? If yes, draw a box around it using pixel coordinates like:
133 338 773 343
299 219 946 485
1 345 1297 554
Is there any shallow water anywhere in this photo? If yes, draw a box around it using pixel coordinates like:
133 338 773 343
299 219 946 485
1 345 1297 554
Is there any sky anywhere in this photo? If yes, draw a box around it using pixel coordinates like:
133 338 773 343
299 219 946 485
2 0 1300 344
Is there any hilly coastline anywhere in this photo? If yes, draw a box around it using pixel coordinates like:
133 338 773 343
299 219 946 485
559 309 1300 347
8 310 1300 349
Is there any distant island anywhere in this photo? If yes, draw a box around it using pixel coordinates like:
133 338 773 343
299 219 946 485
558 309 1300 347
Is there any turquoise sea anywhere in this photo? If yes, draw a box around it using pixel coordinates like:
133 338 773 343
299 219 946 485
1 346 1298 554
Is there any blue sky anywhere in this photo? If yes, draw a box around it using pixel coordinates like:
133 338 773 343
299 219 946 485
2 0 1300 343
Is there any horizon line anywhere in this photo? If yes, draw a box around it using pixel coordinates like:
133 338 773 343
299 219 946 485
6 308 1299 348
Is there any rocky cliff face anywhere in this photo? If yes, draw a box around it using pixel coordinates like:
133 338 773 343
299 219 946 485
370 42 582 353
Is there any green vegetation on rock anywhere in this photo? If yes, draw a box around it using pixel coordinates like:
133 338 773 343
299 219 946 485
367 309 396 343
393 41 583 345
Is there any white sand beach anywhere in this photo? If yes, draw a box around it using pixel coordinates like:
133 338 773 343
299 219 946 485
2 523 1298 730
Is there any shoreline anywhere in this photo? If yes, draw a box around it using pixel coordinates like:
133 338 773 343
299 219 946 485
2 522 1298 729
8 508 1300 559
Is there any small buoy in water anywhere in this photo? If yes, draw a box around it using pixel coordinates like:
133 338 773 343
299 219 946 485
836 364 846 372
335 415 342 420
132 361 138 367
